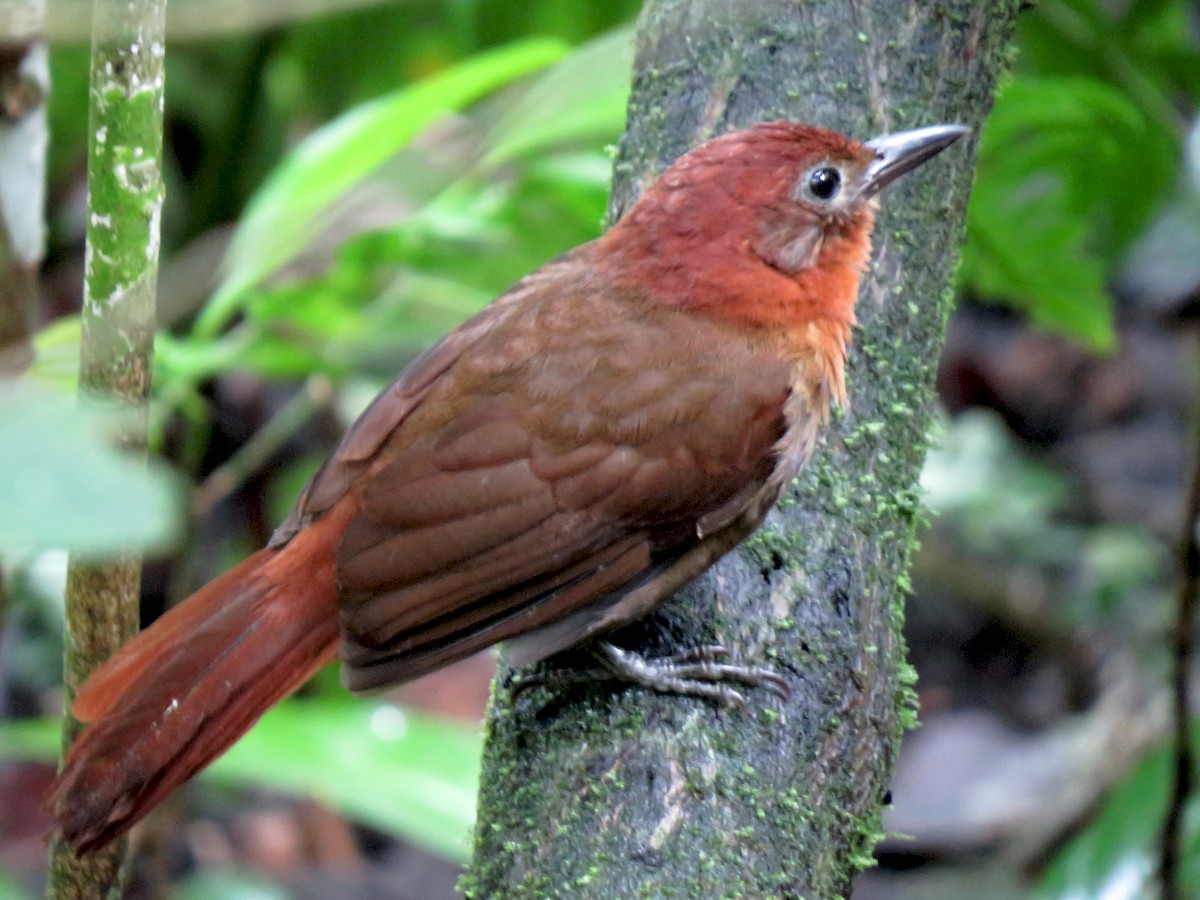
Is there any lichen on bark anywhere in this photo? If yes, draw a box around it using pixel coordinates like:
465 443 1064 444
466 1 1022 897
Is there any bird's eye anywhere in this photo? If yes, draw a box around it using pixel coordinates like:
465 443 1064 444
807 167 842 201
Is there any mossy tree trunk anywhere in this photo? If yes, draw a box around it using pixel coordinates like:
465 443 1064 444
466 1 1021 897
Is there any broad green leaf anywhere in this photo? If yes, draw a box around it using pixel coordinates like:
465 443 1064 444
1015 0 1196 140
0 381 179 554
171 149 612 385
960 74 1177 350
978 75 1172 252
482 26 634 166
1037 731 1200 899
213 700 480 861
1036 745 1166 899
1123 0 1173 31
198 37 569 339
961 193 1112 349
0 701 481 862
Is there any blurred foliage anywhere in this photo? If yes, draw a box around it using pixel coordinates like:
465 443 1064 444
199 37 572 339
0 872 28 900
175 869 294 900
0 380 179 555
1037 730 1200 899
0 698 481 861
961 0 1198 349
1 0 1197 888
922 410 1167 628
213 699 481 860
165 26 631 391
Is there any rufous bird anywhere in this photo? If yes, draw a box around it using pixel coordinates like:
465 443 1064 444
52 120 967 852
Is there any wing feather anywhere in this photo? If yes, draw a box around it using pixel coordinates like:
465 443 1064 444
341 538 651 690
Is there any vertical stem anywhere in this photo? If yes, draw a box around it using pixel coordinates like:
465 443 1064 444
1162 408 1200 900
45 0 166 896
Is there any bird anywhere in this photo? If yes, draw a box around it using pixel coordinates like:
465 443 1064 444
51 119 967 853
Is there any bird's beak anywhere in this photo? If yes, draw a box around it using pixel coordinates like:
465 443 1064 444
862 124 970 197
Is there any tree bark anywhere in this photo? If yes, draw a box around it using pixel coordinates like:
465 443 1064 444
466 1 1020 897
46 0 166 896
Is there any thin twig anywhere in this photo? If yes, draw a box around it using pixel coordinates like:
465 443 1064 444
192 373 334 518
1161 406 1200 900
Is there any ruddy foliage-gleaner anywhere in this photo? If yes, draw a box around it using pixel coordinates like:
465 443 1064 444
52 121 967 853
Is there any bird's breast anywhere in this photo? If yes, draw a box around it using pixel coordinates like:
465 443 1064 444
764 316 852 498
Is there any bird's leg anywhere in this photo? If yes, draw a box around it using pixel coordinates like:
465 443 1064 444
594 642 790 710
509 643 789 709
508 659 613 701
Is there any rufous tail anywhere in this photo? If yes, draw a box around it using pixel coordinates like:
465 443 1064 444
51 505 351 853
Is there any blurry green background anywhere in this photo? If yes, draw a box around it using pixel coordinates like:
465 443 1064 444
2 0 1199 897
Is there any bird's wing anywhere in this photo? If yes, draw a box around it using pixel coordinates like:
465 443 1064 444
283 255 805 691
268 259 555 547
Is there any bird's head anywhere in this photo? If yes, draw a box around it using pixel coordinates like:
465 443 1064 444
601 121 968 328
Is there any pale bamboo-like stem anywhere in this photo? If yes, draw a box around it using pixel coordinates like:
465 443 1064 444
46 0 166 896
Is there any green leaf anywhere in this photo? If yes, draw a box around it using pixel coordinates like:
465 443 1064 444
30 316 82 391
961 73 1179 350
211 699 481 861
1037 729 1200 898
1123 0 1174 31
1036 744 1165 898
198 37 570 339
481 26 634 166
175 870 293 900
0 871 32 900
962 190 1113 349
0 699 481 861
177 149 612 385
0 381 180 555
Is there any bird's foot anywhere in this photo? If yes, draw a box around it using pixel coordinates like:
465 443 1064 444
595 642 789 710
509 643 789 709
